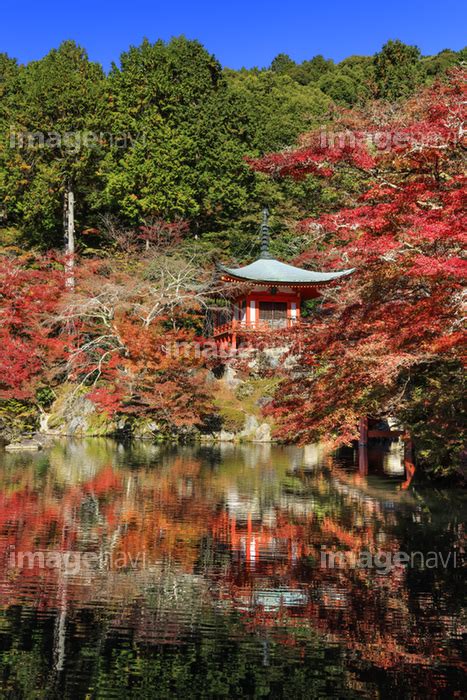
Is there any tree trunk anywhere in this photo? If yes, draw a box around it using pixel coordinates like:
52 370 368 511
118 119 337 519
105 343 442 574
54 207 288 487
64 188 75 289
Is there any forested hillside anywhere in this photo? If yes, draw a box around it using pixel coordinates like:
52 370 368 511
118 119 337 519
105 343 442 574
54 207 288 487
0 38 464 255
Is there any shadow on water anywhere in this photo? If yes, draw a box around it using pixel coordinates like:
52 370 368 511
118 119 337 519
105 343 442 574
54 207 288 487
0 439 465 698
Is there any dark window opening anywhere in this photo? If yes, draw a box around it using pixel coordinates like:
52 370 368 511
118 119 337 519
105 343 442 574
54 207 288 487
259 301 288 327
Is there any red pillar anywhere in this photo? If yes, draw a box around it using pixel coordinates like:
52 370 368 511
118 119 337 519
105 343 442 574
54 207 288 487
358 444 368 476
358 416 368 445
358 416 369 476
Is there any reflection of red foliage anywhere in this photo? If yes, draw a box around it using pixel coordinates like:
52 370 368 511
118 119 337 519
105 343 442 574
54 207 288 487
83 466 123 495
401 460 416 490
0 455 463 689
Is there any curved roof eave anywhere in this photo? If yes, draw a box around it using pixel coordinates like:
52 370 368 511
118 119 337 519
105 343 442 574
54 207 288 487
217 258 355 285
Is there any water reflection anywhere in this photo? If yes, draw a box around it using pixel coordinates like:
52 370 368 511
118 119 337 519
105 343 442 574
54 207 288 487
0 440 465 698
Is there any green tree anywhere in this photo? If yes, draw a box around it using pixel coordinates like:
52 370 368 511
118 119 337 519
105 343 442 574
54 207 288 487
98 38 253 232
0 53 19 242
270 52 296 74
421 48 464 81
374 39 421 100
318 72 359 106
337 55 375 102
293 54 335 85
0 38 462 255
0 41 106 248
225 69 331 152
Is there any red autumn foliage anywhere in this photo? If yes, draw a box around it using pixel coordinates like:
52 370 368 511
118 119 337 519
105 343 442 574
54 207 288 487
97 318 214 425
59 253 216 427
86 386 125 417
250 70 466 461
1 246 215 432
138 218 189 249
0 254 66 399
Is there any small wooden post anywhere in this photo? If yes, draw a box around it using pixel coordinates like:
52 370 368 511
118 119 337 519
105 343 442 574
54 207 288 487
357 416 369 476
230 514 236 545
358 416 368 446
358 446 368 476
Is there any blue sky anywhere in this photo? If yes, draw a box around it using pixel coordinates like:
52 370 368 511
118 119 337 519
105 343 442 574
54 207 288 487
0 0 465 69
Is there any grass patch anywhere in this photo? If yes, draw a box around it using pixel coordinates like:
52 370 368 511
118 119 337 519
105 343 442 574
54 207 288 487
213 376 283 433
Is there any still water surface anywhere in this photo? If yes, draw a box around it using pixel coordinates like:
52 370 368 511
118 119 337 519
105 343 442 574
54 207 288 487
0 440 465 698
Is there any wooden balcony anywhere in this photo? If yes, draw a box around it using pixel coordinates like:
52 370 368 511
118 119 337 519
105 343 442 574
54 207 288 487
213 318 300 337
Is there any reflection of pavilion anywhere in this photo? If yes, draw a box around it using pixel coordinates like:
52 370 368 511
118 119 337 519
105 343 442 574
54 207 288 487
231 587 309 613
214 505 314 571
0 442 462 691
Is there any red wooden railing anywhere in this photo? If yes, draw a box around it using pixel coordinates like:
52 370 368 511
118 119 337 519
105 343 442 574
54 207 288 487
213 318 300 336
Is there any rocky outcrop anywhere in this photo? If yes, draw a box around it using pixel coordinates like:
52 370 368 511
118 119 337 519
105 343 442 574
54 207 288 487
5 439 42 452
240 414 271 442
4 432 54 452
202 414 272 443
2 356 279 446
38 387 200 442
204 364 279 443
42 391 117 437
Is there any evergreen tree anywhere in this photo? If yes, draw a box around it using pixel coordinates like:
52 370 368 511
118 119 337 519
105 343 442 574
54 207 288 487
374 39 421 100
0 41 105 247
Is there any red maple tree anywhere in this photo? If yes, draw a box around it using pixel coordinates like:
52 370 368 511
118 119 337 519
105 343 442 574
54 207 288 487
249 69 466 474
0 254 66 399
60 252 216 429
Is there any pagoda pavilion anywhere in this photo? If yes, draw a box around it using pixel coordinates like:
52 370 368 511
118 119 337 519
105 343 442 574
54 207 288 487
212 209 354 350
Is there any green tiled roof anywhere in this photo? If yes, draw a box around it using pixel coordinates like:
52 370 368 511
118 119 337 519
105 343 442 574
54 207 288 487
218 258 355 285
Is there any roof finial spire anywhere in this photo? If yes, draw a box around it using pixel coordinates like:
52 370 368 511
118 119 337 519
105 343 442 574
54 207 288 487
260 207 272 259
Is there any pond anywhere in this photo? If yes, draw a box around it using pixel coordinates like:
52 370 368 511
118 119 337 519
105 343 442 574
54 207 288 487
0 440 465 698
